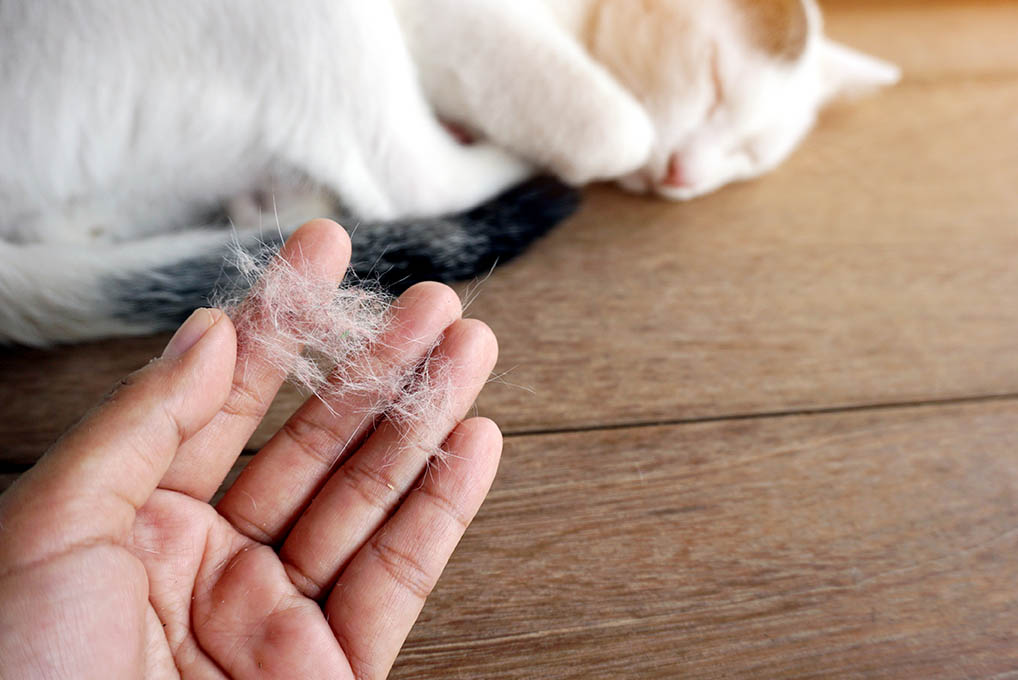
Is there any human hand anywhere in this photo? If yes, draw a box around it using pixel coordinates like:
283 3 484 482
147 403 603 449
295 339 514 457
0 220 502 679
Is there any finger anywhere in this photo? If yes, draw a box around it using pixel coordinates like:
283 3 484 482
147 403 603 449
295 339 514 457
0 309 236 568
217 281 462 543
326 418 502 680
159 219 352 500
277 319 497 600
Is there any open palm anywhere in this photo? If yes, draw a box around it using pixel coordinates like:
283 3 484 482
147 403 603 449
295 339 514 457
0 221 501 679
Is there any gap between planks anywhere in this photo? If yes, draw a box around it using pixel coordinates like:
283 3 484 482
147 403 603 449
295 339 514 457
2 391 1016 478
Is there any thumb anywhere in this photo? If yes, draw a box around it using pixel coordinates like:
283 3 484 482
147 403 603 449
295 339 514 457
0 309 237 568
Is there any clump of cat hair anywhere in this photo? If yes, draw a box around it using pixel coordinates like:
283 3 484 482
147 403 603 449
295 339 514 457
216 240 455 461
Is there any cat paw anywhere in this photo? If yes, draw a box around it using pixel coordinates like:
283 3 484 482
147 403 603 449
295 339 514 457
387 143 534 218
550 96 655 185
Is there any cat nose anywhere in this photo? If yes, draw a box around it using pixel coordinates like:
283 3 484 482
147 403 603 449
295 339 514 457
661 153 688 188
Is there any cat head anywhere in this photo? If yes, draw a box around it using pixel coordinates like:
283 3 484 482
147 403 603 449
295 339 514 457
584 0 900 199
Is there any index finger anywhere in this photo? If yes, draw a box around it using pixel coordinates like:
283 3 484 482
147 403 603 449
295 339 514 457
158 219 352 500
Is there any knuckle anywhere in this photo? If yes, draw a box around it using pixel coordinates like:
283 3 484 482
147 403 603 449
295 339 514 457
220 380 270 420
280 413 347 469
367 535 433 601
340 463 401 515
418 485 471 531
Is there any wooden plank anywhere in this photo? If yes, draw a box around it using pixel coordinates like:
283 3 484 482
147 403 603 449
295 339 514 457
393 401 1018 679
457 78 1018 433
822 1 1018 81
0 335 168 463
3 38 1018 460
4 400 1015 677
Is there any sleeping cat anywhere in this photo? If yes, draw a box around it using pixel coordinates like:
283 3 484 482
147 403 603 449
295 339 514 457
396 0 899 199
0 0 897 346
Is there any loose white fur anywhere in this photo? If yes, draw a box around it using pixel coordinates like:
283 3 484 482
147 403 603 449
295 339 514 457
0 0 898 345
220 241 456 461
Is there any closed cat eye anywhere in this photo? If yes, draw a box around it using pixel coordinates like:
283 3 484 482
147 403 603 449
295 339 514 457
741 143 762 165
707 43 726 117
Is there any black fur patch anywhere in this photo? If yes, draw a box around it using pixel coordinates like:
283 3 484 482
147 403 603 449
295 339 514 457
348 176 580 291
111 176 580 330
112 233 284 329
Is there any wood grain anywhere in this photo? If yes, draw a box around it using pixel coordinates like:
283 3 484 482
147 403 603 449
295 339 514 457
0 335 168 463
393 401 1018 679
3 401 1013 677
822 0 1018 81
2 7 1016 461
463 77 1018 434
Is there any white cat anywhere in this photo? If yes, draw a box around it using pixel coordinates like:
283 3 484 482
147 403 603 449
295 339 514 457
0 0 897 346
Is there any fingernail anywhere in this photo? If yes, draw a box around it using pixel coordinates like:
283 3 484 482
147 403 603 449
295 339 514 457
162 308 222 359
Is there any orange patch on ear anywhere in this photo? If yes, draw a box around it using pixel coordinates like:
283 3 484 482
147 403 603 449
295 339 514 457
729 0 810 61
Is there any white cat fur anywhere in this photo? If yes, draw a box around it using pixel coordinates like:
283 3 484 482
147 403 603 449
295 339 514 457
0 0 534 344
0 0 898 345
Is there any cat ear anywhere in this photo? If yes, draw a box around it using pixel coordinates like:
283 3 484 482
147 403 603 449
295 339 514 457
819 39 901 102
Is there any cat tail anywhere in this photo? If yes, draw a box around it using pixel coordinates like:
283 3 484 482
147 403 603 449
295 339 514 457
345 176 578 292
0 177 579 346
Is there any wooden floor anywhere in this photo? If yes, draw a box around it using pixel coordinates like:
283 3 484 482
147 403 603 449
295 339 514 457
2 2 1018 677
